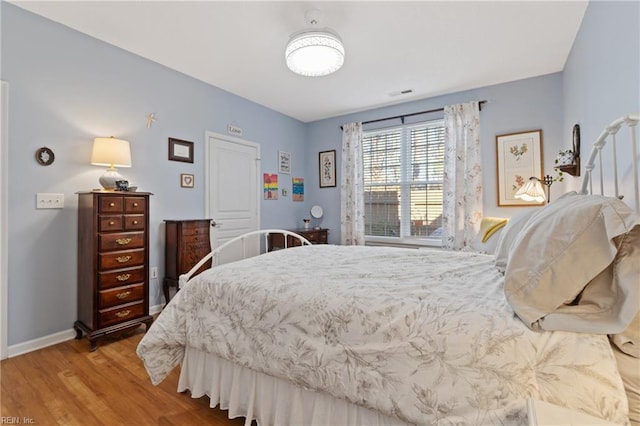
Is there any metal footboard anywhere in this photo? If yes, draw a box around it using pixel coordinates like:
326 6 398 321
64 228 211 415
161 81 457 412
178 229 311 289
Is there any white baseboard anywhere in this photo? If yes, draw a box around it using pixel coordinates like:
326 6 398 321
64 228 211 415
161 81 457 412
7 329 76 358
7 304 164 358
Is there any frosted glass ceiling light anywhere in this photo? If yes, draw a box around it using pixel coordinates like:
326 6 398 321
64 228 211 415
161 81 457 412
286 10 345 77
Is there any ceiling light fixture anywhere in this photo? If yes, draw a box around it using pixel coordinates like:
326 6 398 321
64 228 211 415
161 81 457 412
285 9 345 77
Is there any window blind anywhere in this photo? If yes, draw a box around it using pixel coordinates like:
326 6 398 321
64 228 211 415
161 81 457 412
363 120 444 241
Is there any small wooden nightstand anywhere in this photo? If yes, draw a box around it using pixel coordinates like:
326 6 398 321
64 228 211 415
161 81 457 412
267 228 328 251
163 219 212 304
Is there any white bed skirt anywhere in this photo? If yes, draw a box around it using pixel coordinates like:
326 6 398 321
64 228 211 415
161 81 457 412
178 346 409 426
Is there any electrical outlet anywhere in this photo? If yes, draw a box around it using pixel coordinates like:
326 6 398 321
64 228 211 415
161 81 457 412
150 267 158 279
36 193 64 209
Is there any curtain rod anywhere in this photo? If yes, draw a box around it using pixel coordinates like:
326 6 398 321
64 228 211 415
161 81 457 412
340 100 487 130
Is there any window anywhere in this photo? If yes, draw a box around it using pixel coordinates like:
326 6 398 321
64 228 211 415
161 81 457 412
363 120 444 245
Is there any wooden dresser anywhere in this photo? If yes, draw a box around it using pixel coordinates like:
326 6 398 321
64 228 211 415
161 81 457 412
163 219 212 304
74 191 153 351
267 228 329 251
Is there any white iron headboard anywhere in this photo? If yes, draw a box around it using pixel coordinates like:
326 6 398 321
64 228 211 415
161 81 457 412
580 113 640 213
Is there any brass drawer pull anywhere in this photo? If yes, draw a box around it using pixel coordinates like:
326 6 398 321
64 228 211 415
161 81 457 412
132 202 139 207
116 256 131 263
116 273 131 282
132 220 139 225
109 221 115 226
115 310 131 318
109 202 115 207
116 291 131 300
116 238 132 245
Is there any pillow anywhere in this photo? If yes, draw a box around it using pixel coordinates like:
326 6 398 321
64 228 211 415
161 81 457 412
479 217 508 242
612 311 640 358
504 192 640 333
609 226 640 357
612 344 640 425
471 217 507 254
493 210 537 272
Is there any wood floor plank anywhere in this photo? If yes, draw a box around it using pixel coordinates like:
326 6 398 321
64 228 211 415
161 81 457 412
1 327 246 425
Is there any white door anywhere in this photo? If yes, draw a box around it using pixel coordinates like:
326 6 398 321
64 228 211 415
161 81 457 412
205 132 261 264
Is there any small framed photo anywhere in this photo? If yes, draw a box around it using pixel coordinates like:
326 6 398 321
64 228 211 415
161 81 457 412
278 151 291 174
496 130 543 206
180 173 195 188
168 138 194 163
319 150 336 188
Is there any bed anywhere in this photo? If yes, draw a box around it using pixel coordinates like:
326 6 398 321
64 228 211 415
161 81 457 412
138 114 640 426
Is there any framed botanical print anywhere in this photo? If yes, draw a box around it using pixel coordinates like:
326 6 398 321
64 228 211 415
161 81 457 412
496 130 543 206
319 150 336 188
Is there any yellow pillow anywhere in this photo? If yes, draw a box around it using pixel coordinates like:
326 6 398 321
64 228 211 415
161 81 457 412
480 217 508 243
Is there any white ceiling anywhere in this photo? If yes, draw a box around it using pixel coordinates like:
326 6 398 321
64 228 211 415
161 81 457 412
10 1 588 123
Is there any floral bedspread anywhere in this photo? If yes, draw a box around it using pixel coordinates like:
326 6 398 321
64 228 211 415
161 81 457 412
137 245 629 425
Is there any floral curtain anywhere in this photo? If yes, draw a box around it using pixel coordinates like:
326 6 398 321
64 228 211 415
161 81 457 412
442 102 483 250
340 122 365 245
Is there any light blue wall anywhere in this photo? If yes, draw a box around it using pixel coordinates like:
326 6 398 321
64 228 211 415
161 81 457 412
562 0 640 193
306 74 566 244
1 3 308 345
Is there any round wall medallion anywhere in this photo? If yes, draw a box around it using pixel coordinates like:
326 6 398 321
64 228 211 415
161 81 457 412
35 147 55 166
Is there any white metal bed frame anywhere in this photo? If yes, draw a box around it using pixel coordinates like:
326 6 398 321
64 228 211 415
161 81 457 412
169 113 640 426
580 113 640 212
178 229 311 289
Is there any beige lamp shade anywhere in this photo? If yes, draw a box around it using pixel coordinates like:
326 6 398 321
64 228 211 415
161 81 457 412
91 137 131 190
514 178 546 203
91 137 131 168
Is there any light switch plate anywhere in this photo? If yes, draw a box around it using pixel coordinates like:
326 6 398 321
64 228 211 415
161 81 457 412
36 193 64 209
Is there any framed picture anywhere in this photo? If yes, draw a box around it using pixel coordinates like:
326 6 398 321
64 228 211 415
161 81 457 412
278 151 291 174
292 177 304 201
168 138 194 163
180 173 195 188
496 130 544 206
263 173 278 200
319 150 336 188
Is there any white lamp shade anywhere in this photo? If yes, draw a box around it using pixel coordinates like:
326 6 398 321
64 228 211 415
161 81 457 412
286 29 345 77
514 178 546 203
91 137 131 168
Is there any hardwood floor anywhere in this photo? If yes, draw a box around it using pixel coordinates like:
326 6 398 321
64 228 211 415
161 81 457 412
1 327 246 425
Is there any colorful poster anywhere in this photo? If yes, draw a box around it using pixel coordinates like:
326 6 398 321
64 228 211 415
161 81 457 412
263 173 278 200
292 177 304 201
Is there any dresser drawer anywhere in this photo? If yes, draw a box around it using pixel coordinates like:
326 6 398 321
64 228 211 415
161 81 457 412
289 231 327 245
124 197 146 214
180 242 211 270
99 197 124 213
99 249 145 270
181 232 209 244
312 232 328 243
99 283 144 309
99 301 144 328
99 232 144 251
181 223 210 236
99 215 124 232
124 215 145 231
98 267 145 289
